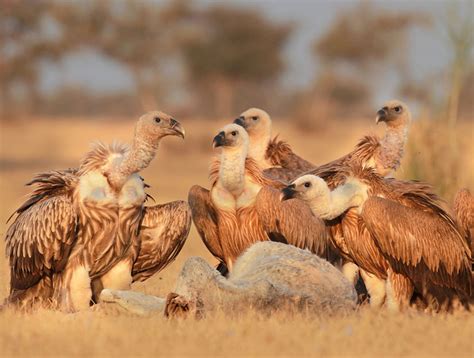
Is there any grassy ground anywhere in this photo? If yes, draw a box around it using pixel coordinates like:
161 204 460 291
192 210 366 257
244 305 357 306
0 115 473 357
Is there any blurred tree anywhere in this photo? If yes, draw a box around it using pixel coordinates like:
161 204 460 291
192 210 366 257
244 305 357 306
310 1 429 116
181 5 292 116
444 1 473 126
52 0 196 110
0 0 68 116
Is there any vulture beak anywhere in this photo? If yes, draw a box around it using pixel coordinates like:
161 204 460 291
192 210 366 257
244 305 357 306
375 109 388 124
233 116 246 128
212 131 226 148
280 184 296 201
170 118 185 139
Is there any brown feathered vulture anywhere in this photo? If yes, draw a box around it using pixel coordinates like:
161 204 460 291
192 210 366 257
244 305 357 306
188 124 330 272
235 101 411 183
281 167 471 311
453 188 474 271
235 101 412 289
4 112 191 311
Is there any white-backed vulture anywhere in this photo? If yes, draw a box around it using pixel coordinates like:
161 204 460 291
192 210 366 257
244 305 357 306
189 124 330 272
4 111 191 311
281 168 472 311
236 101 411 183
99 242 357 317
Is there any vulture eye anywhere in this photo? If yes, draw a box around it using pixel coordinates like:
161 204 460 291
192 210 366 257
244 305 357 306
304 182 311 188
231 131 237 136
154 117 161 123
394 106 402 113
252 116 258 121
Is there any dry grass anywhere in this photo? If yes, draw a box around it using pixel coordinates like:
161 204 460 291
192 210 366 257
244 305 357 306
0 115 473 357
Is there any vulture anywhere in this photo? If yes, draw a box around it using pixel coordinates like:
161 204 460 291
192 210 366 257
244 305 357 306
4 111 191 311
233 108 314 181
235 101 411 183
188 124 330 272
453 188 474 270
281 167 472 311
236 101 411 287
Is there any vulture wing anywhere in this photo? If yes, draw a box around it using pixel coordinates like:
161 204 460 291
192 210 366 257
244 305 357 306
132 200 191 282
453 188 474 260
187 185 225 263
361 196 471 296
5 170 78 290
265 137 315 172
254 186 331 258
264 137 315 182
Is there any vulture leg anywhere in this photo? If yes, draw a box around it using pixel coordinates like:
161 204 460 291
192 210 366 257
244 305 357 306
131 200 192 282
386 268 414 312
188 185 225 263
360 269 386 308
341 261 360 286
61 264 92 312
101 260 133 289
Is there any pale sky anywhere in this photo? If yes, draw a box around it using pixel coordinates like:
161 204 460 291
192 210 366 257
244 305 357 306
40 0 467 104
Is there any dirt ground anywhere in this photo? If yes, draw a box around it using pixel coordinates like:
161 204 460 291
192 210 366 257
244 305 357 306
0 115 472 357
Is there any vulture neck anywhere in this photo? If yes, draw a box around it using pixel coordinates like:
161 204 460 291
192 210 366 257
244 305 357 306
248 130 271 167
311 180 367 220
109 137 159 190
378 124 408 176
219 146 247 197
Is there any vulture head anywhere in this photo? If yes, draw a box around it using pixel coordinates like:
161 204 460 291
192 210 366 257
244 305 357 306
233 108 272 139
280 174 329 203
375 100 411 128
212 124 249 151
281 174 368 220
135 111 185 147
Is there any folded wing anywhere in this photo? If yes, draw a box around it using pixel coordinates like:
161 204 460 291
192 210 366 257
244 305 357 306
132 200 191 282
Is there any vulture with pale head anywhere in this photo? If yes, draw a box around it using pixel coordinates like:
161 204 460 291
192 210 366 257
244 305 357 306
5 111 191 311
235 101 411 183
188 124 330 272
281 167 472 311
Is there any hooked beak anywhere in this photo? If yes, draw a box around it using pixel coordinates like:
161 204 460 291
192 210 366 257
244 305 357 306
170 119 185 139
375 109 387 124
212 131 226 148
280 184 296 201
233 116 246 128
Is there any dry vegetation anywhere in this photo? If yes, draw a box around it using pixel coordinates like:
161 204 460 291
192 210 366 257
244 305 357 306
0 116 473 357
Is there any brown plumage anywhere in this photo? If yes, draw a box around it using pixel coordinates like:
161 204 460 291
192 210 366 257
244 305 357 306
283 166 471 310
189 124 330 271
453 188 474 261
4 111 190 311
260 100 412 183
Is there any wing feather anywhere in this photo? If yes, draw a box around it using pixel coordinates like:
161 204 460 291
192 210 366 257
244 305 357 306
131 200 191 282
255 186 331 258
5 195 77 290
265 136 314 172
361 196 471 295
187 185 224 263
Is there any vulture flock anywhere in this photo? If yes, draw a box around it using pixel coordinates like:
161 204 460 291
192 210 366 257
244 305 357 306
3 100 473 314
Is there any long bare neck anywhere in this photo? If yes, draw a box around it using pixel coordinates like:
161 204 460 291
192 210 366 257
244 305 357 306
377 125 408 176
248 130 271 167
109 137 159 189
219 147 247 196
310 181 366 220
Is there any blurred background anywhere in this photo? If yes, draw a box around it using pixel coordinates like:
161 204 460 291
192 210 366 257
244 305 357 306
0 0 473 202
